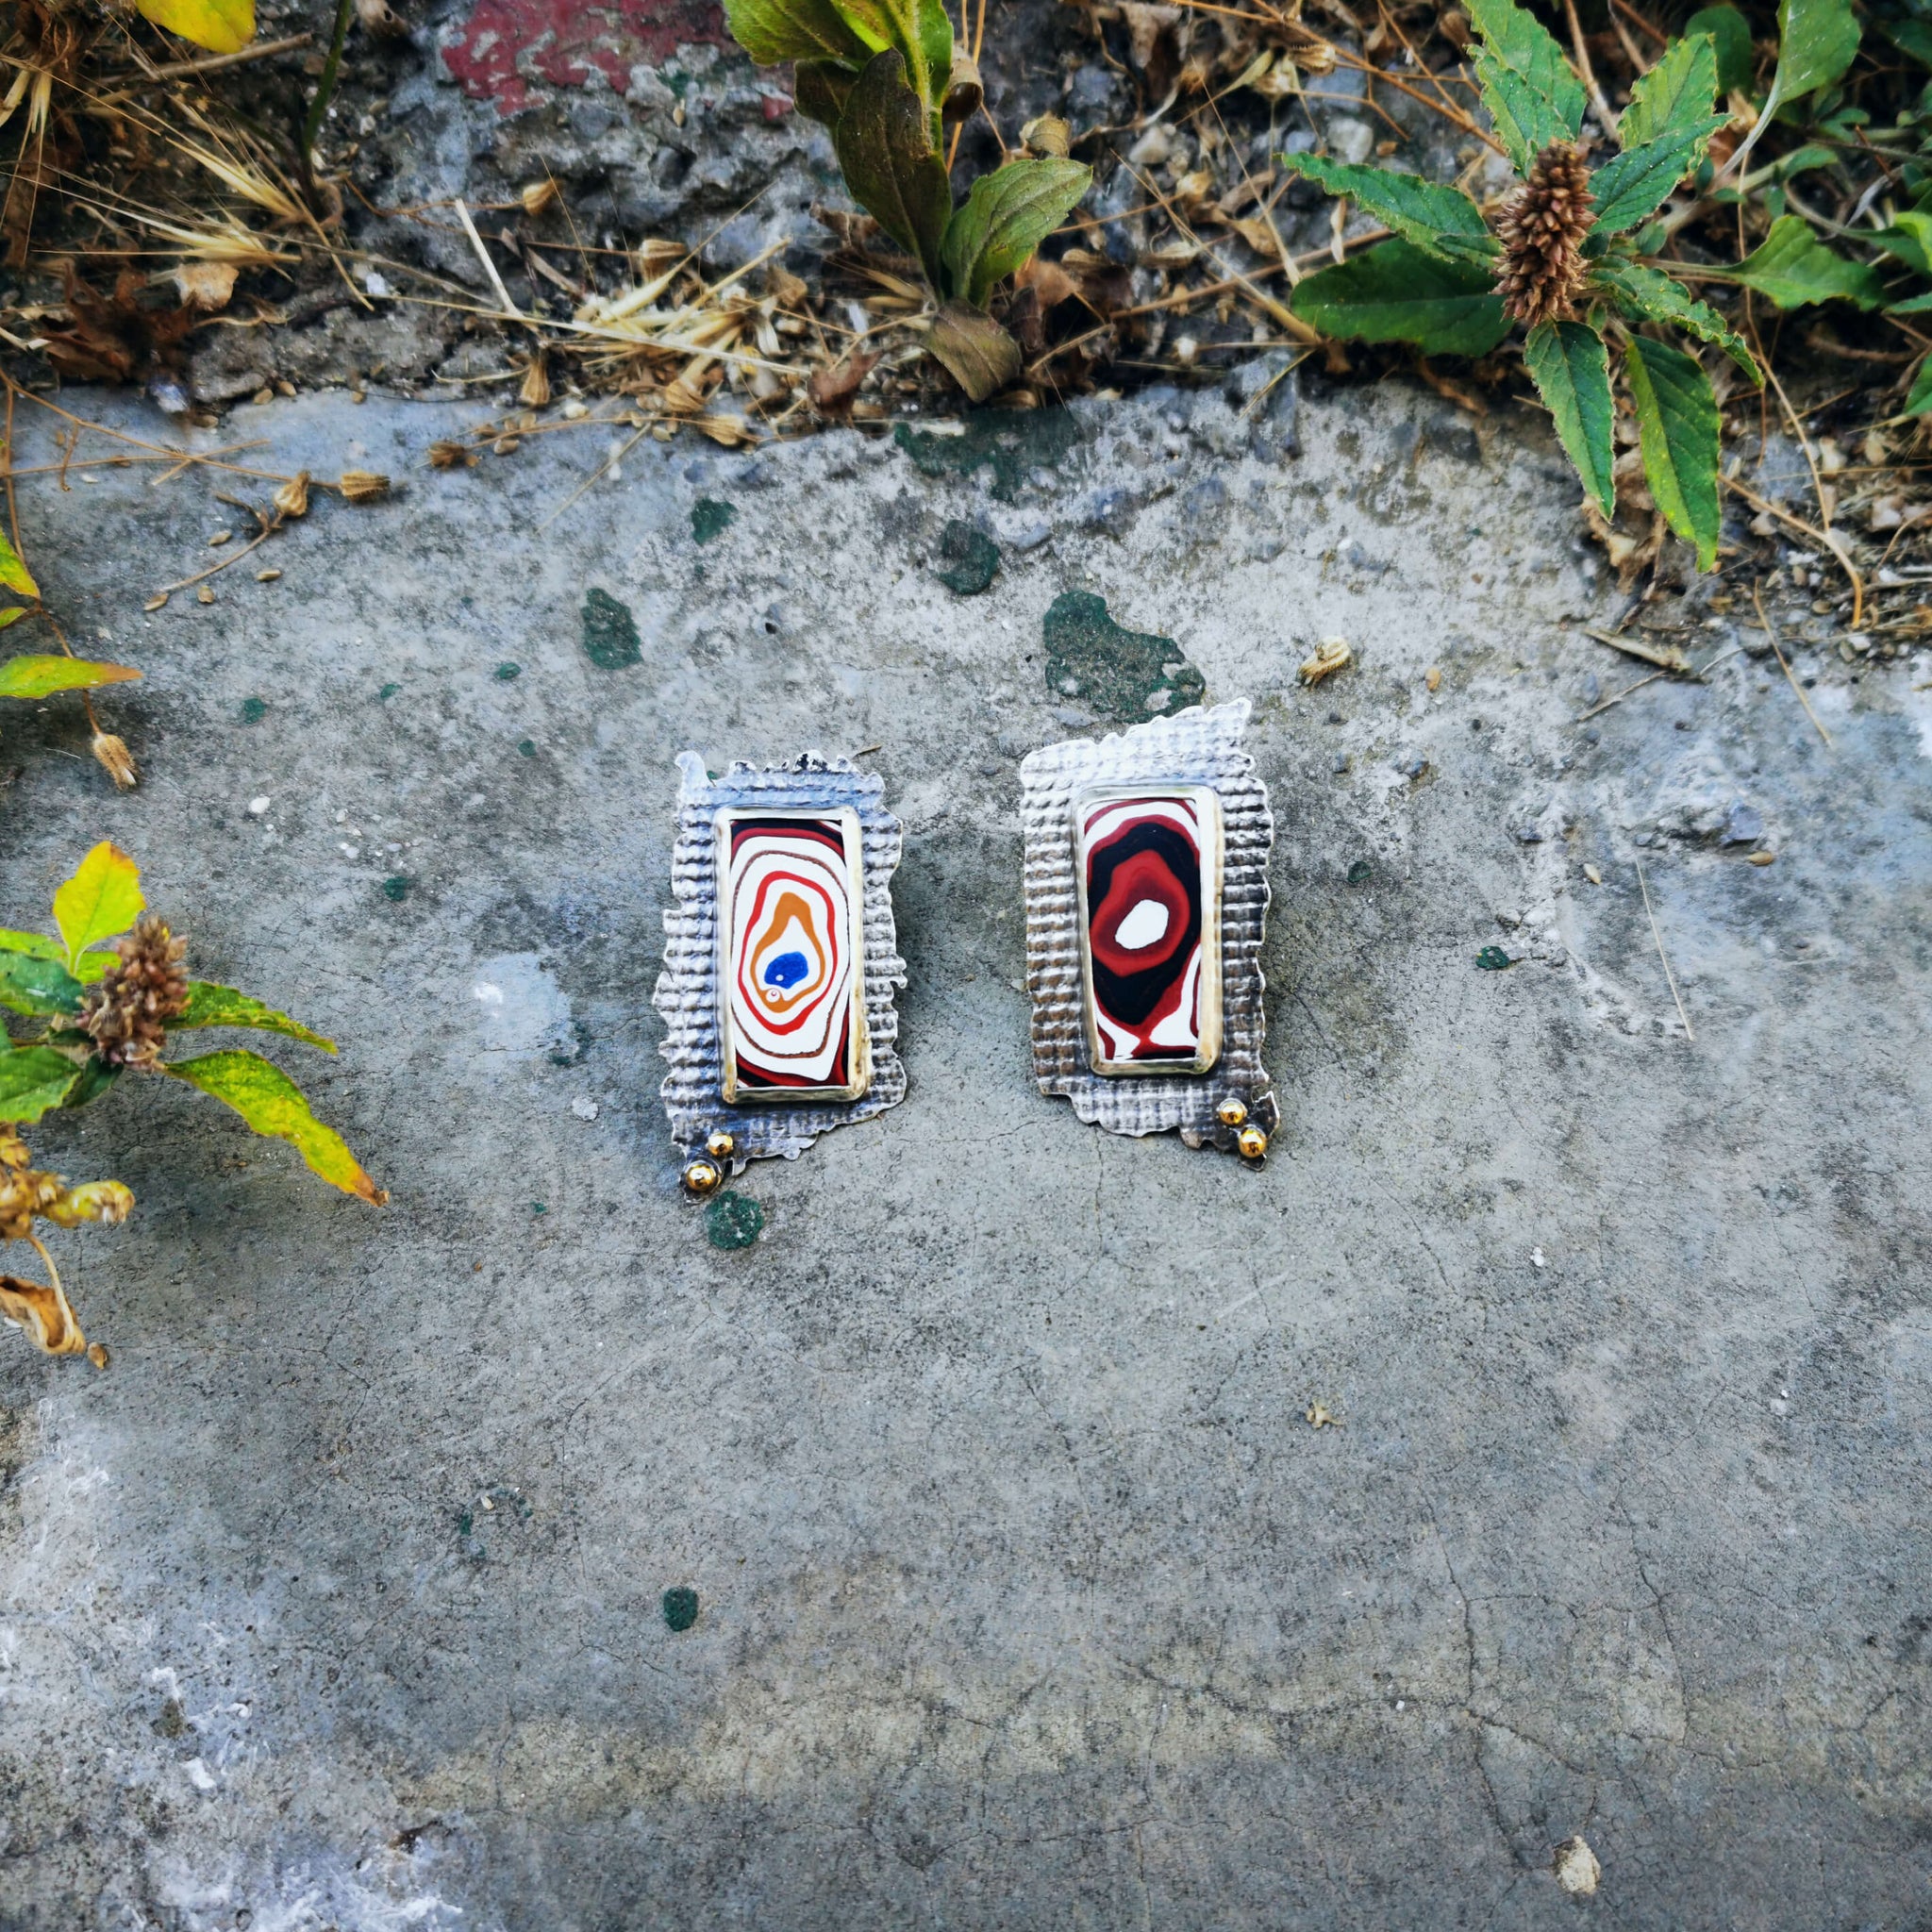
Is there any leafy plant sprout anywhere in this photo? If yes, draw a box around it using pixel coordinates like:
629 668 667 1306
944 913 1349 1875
0 843 385 1359
1285 0 1763 572
721 0 1094 399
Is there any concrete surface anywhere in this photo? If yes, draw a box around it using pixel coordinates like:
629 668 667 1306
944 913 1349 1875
0 378 1928 1930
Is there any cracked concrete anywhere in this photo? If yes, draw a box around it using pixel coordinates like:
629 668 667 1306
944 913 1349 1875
0 375 1927 1928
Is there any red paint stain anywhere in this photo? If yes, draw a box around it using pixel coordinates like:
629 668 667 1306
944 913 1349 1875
443 0 731 111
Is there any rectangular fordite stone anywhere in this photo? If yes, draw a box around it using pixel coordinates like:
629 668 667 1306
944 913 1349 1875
715 808 871 1104
1073 786 1224 1075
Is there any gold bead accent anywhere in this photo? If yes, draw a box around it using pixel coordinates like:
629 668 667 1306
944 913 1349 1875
682 1158 723 1196
1216 1097 1248 1128
1238 1125 1269 1160
706 1129 736 1159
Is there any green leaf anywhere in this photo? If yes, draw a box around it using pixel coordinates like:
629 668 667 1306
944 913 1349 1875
1620 33 1719 149
175 980 337 1052
1684 5 1756 93
832 50 953 288
61 1056 120 1109
1906 355 1932 415
1464 0 1587 173
1276 154 1493 257
1290 239 1510 356
1625 335 1722 570
835 0 951 116
925 301 1023 401
1888 289 1932 315
1590 257 1759 379
0 951 83 1018
0 655 142 702
163 1051 385 1204
722 0 871 65
0 927 62 962
1523 318 1615 515
1870 208 1932 275
1879 13 1932 68
1722 213 1883 308
51 842 142 974
940 158 1092 307
0 530 36 601
1770 0 1860 108
1589 123 1727 232
792 58 857 125
0 1046 78 1123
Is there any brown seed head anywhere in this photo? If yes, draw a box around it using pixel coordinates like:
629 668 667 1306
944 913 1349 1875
78 912 190 1069
1493 141 1595 329
91 732 138 790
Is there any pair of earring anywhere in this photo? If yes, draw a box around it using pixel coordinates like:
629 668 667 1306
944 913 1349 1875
653 699 1278 1195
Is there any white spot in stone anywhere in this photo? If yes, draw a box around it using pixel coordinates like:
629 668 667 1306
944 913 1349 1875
1554 1836 1601 1896
246 796 270 817
1531 1246 1548 1270
1115 898 1172 951
184 1757 216 1793
470 953 577 1060
571 1096 599 1121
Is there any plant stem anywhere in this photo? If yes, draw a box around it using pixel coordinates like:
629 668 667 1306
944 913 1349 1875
299 0 358 205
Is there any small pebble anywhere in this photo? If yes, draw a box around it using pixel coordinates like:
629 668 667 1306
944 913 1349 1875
571 1096 599 1121
143 593 168 611
197 586 214 605
246 795 270 817
208 530 232 547
256 569 281 583
1424 666 1441 692
1748 850 1776 866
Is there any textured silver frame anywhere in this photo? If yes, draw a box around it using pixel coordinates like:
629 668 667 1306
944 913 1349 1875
657 751 906 1169
1021 701 1277 1149
714 806 871 1105
1073 783 1225 1076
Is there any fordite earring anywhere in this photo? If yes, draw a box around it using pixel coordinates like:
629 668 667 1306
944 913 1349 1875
655 750 907 1191
1019 699 1277 1158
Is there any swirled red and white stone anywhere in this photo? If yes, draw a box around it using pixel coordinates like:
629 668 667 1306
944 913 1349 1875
714 808 871 1104
1073 787 1224 1076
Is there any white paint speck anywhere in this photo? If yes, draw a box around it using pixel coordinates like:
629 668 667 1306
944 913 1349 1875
184 1757 216 1793
246 796 270 817
1531 1246 1548 1270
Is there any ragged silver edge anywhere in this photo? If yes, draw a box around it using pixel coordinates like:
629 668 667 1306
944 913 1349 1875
655 750 907 1170
1019 700 1277 1149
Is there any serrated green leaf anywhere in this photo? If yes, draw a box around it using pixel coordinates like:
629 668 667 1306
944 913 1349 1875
1276 154 1493 257
1524 319 1615 515
51 842 142 974
832 49 953 288
1722 213 1883 308
163 1050 384 1204
0 655 142 702
1625 335 1722 570
0 951 83 1019
1590 123 1727 232
1465 0 1587 172
0 530 36 601
1684 5 1756 92
1871 208 1932 275
0 1046 78 1123
1591 257 1759 379
940 158 1092 307
722 0 871 66
175 980 337 1052
836 0 951 115
1290 239 1510 356
1620 34 1719 149
1771 0 1861 107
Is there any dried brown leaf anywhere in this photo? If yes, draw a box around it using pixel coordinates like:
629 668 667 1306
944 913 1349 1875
0 1274 85 1356
273 471 310 519
808 351 879 412
91 733 138 790
168 260 237 311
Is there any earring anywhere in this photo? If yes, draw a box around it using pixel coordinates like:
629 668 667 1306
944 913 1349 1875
1019 699 1277 1159
655 750 906 1191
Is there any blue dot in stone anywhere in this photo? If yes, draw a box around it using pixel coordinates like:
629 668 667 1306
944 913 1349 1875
763 950 809 990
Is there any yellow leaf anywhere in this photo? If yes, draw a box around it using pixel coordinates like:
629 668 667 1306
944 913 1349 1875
0 1274 85 1356
136 0 254 54
164 1050 386 1204
51 842 143 972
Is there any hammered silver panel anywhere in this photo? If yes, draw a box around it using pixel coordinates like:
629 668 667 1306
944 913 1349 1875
655 750 907 1167
1020 701 1277 1148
